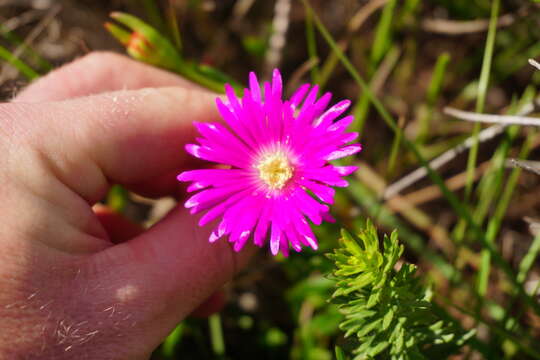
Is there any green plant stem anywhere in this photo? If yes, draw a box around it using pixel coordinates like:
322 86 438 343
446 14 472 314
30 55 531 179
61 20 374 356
166 0 182 50
305 6 320 83
387 116 404 177
209 314 225 356
517 232 540 284
464 0 500 203
161 323 184 358
302 0 540 316
0 24 51 72
441 298 540 359
370 0 396 66
140 0 166 34
0 44 39 80
417 52 450 143
477 126 530 295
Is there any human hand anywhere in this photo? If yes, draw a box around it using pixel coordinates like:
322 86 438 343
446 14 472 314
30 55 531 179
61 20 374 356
0 52 253 359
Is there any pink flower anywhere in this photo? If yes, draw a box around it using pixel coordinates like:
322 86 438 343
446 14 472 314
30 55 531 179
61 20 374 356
177 70 361 256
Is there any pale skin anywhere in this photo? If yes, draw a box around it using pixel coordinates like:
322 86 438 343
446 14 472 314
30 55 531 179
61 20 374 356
0 52 253 359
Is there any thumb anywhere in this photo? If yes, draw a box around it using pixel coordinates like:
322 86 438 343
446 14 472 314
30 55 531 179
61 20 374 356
86 203 255 348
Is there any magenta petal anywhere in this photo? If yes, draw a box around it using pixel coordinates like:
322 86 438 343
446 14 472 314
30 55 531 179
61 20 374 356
340 132 359 144
286 226 303 252
180 69 362 255
198 189 251 226
302 85 319 108
316 100 351 127
328 115 354 132
185 183 247 211
300 179 335 204
254 202 272 247
225 84 242 113
187 182 206 192
279 235 290 257
227 197 261 251
185 144 203 159
209 221 227 243
271 69 282 99
311 92 332 119
249 72 261 102
303 166 350 187
333 165 358 176
293 216 318 250
270 224 281 256
322 211 335 223
290 84 311 106
324 144 362 161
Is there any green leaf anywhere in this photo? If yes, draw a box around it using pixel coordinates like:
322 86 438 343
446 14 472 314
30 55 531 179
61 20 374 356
329 221 474 359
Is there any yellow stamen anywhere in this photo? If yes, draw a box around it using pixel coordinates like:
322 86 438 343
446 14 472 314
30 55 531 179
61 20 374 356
256 152 293 190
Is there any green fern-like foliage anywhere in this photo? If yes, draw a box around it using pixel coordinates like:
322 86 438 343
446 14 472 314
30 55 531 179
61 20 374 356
328 220 474 359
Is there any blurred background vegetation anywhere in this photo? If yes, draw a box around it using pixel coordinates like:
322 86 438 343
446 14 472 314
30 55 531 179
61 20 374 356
1 0 540 359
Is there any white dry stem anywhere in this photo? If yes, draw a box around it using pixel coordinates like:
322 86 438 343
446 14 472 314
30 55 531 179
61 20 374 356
528 58 540 71
348 0 389 33
444 107 540 127
265 0 291 76
383 99 539 200
421 13 515 35
506 159 540 176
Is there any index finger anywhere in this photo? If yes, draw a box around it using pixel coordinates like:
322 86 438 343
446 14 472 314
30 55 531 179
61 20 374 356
13 52 205 103
9 86 219 204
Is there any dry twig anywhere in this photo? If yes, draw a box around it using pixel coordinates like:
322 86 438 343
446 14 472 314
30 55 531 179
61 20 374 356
265 0 291 76
528 58 540 71
383 99 539 199
507 159 540 176
444 107 540 127
422 13 515 35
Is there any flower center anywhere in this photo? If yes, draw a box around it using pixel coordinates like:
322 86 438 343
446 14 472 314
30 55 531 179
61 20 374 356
256 152 293 190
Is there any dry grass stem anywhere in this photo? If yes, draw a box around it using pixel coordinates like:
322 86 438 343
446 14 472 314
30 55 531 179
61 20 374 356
400 161 491 206
528 58 540 71
507 159 540 176
265 0 291 76
444 107 540 127
421 13 515 35
348 0 389 33
384 99 539 199
356 161 454 255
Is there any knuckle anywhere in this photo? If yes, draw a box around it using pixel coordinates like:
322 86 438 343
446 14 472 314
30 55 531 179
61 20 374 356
76 51 125 69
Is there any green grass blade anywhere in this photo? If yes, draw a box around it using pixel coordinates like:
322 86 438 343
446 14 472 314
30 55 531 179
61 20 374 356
106 184 129 213
353 45 401 136
166 0 182 51
335 345 347 360
370 0 397 66
301 0 475 235
209 313 225 356
0 44 39 80
517 232 540 284
161 323 185 358
303 0 540 316
417 52 450 143
426 53 450 105
464 0 500 202
104 21 131 45
305 6 320 83
442 298 540 359
139 0 167 34
387 116 404 177
477 127 531 295
347 181 457 280
0 24 52 72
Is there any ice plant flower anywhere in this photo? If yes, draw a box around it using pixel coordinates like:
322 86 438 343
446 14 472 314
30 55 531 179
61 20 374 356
177 70 361 256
